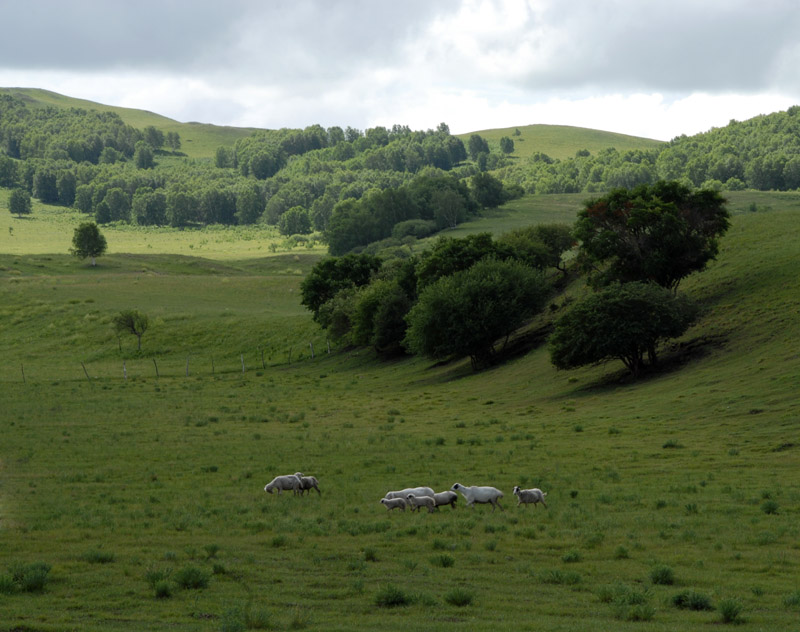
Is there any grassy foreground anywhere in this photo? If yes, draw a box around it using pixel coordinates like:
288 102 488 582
1 192 799 631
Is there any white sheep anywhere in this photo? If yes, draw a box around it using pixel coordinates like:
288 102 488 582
293 472 321 495
451 483 504 512
380 497 407 512
384 486 435 501
512 486 548 508
432 490 458 510
264 474 302 495
406 494 436 513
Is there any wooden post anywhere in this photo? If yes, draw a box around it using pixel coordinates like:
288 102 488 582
211 356 215 375
123 361 127 380
21 363 26 384
260 347 265 369
186 356 190 377
241 354 245 373
81 362 92 385
153 358 159 378
327 339 331 354
288 347 293 364
309 342 315 359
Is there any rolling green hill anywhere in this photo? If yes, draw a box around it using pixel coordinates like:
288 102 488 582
1 190 799 630
0 87 258 159
457 123 664 161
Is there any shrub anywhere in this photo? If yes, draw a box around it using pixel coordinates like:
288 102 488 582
672 590 714 611
173 565 210 590
783 591 800 609
650 564 675 585
614 546 630 560
444 588 474 607
375 584 412 608
0 573 16 595
540 569 581 585
718 598 744 624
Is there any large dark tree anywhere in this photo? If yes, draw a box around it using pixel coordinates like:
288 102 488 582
8 188 32 217
70 222 107 266
415 233 513 290
404 258 550 369
574 181 730 291
300 253 382 324
113 309 149 351
549 282 699 377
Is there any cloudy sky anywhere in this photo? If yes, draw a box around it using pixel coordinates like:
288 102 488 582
1 0 798 140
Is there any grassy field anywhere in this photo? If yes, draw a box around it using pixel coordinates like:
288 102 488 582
1 191 799 631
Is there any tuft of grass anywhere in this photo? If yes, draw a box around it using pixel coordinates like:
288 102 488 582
718 598 744 624
540 569 582 585
650 564 675 585
672 590 714 611
9 561 51 593
430 554 455 568
562 550 582 563
761 499 779 514
444 588 474 607
82 549 115 564
375 584 412 608
173 565 210 590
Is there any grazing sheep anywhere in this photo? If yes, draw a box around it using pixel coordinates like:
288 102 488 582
451 483 504 512
432 490 458 510
512 486 548 508
264 474 302 495
406 494 437 513
380 497 407 512
293 472 321 495
384 486 435 501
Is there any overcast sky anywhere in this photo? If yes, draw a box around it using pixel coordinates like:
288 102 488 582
1 0 798 140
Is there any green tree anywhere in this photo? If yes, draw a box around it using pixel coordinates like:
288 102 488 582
432 188 466 229
56 170 77 206
416 233 512 290
549 282 699 377
131 187 167 226
103 188 131 222
404 258 550 369
234 183 264 225
471 172 507 208
70 221 107 266
278 206 311 235
134 141 154 169
300 253 382 324
113 309 149 351
143 126 164 149
468 134 489 161
165 131 181 151
499 136 515 154
574 181 730 291
8 188 32 217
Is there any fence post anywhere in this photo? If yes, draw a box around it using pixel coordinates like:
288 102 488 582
186 356 190 377
241 354 245 373
21 363 26 384
309 342 315 359
211 356 215 375
327 339 331 354
260 346 265 369
153 358 159 378
123 361 127 380
288 347 293 364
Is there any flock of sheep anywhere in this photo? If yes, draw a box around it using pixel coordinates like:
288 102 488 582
264 474 547 513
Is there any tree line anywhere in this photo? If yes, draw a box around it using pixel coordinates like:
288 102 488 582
301 181 730 375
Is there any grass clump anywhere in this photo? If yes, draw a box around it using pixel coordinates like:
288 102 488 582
173 565 210 590
444 588 474 606
430 554 455 568
650 564 675 585
761 499 779 514
718 597 744 624
672 590 714 611
82 549 115 564
562 550 582 563
540 569 582 585
375 584 413 608
8 561 51 593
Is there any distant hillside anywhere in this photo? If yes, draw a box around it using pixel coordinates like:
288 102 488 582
457 124 663 161
0 87 257 159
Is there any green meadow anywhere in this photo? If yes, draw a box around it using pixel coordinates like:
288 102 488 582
1 190 799 631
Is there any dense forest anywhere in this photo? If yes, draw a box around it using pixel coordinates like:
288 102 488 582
2 93 799 256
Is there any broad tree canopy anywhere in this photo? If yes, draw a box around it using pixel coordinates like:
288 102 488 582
574 180 730 291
